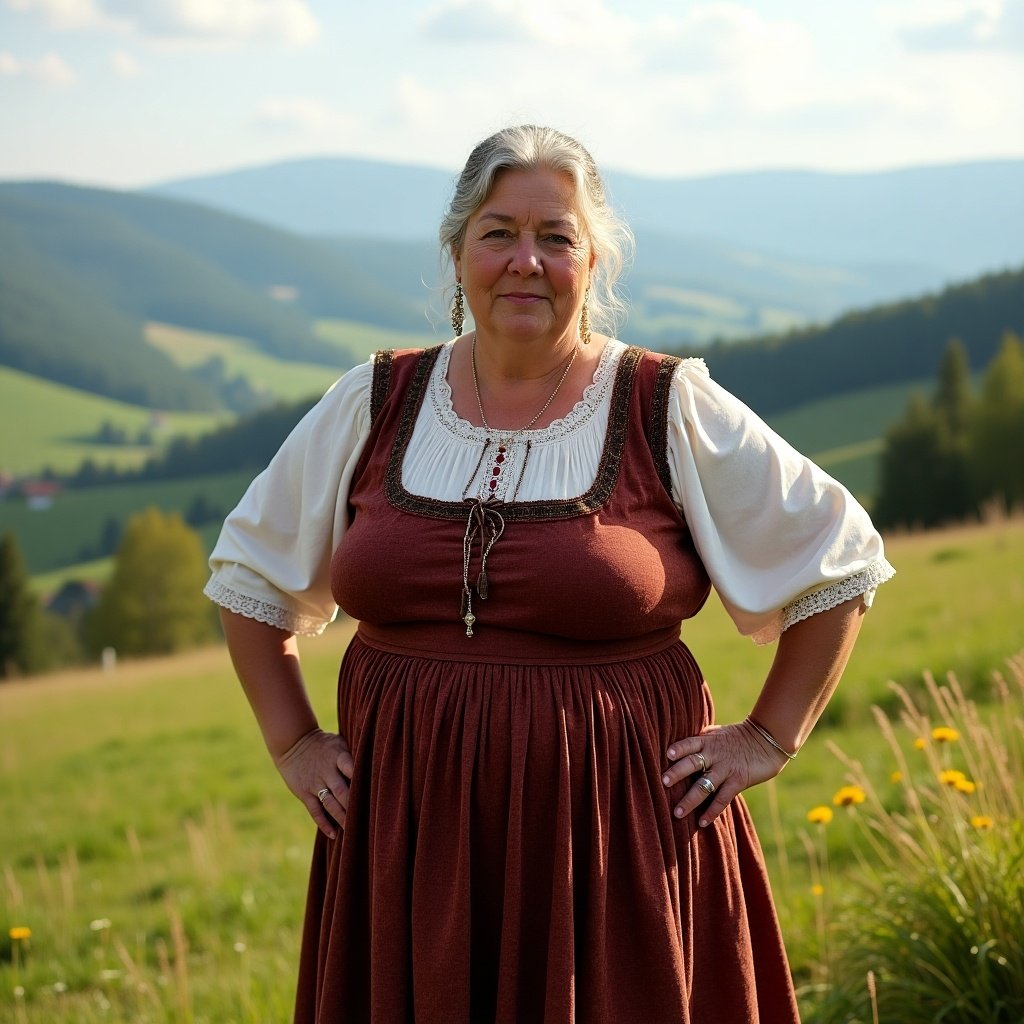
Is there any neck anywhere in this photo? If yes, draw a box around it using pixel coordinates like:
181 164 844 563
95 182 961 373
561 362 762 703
471 330 580 383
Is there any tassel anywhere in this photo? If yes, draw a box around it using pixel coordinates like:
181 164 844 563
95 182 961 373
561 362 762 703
477 569 489 600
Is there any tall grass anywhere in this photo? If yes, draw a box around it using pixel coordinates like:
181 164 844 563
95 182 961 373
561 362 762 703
798 658 1024 1022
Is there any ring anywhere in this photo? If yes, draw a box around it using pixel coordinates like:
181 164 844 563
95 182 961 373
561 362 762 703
694 751 708 774
695 776 716 797
316 788 330 803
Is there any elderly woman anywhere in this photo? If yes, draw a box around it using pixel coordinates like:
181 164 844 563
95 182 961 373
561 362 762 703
206 125 894 1023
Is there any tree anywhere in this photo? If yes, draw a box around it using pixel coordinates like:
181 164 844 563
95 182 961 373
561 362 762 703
0 532 43 678
970 332 1024 511
86 508 217 657
933 338 973 437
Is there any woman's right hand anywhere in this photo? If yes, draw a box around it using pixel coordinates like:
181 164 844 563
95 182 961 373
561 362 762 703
274 727 355 839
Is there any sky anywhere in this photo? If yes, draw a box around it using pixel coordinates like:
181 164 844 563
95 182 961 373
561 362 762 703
1 0 1022 188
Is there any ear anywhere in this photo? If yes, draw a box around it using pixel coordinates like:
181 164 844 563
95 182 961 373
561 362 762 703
452 243 462 281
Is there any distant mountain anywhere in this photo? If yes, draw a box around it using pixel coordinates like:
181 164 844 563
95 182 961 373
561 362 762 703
146 155 1023 345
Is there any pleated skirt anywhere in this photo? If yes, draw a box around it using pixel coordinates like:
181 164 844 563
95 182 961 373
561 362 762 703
294 630 800 1023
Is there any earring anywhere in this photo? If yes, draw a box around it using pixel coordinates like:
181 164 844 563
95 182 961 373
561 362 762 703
579 289 591 345
451 282 465 337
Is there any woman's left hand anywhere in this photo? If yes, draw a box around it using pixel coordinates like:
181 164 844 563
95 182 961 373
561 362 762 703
663 722 791 828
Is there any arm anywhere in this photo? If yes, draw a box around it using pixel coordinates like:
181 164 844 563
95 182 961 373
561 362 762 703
220 609 354 838
661 595 866 827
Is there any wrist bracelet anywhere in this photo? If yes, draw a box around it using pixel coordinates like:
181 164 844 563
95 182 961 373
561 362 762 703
744 716 797 761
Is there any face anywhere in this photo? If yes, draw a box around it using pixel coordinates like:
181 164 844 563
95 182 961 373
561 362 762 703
453 166 595 347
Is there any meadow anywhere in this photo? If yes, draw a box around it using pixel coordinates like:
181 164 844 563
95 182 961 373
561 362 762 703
2 518 1022 1022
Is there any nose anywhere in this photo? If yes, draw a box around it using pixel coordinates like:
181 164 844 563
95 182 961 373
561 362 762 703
507 233 542 276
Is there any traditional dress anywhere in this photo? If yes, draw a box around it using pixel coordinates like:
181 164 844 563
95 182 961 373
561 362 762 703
206 340 894 1023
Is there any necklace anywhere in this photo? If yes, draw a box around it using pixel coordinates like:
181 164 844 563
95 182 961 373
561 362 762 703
459 336 578 638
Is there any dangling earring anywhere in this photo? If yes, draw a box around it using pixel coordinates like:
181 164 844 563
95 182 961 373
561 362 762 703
579 288 591 345
451 282 465 337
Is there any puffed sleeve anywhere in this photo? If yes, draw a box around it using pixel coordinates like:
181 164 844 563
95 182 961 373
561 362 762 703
668 358 895 644
203 358 374 636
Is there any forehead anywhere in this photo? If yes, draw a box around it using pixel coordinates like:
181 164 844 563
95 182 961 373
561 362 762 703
474 166 581 224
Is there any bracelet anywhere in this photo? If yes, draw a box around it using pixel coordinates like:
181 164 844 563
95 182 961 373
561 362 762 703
744 716 797 761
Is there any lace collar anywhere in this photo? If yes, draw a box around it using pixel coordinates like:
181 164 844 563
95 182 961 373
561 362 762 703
428 339 623 445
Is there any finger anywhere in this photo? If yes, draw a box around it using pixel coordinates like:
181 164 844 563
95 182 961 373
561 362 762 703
661 750 711 789
672 773 722 822
694 782 741 829
318 785 349 830
304 796 338 840
336 739 355 779
666 736 705 761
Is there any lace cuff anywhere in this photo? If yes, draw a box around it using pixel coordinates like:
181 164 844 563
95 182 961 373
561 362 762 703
750 558 896 645
203 577 331 637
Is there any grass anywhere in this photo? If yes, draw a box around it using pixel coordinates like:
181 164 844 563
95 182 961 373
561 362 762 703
312 318 438 365
0 367 227 477
1 519 1022 1021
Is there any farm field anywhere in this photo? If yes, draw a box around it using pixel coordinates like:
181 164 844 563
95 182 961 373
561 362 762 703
1 518 1022 1022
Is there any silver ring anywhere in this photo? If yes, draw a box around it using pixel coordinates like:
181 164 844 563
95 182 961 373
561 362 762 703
316 787 330 803
696 776 716 797
694 751 708 774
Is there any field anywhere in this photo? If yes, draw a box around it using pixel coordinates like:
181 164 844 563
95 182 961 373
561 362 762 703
1 519 1023 1022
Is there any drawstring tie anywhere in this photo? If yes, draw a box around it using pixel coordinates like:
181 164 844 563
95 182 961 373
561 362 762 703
460 497 505 637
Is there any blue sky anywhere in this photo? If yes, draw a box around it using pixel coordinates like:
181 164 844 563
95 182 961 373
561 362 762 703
1 0 1022 187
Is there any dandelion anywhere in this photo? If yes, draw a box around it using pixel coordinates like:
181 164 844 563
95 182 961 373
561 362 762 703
931 726 960 743
890 770 903 784
938 769 967 787
970 815 994 830
832 785 866 807
913 737 926 750
807 805 834 825
53 981 68 993
9 926 31 941
233 941 247 953
810 883 825 897
954 778 977 794
89 918 112 932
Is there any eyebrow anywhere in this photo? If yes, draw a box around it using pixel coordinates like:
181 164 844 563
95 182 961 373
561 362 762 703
477 212 578 230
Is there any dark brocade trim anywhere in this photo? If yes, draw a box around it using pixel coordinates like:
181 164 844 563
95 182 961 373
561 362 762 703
384 345 645 523
369 349 396 427
649 354 681 498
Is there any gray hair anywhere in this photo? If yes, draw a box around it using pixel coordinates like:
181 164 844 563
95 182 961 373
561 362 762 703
439 125 634 336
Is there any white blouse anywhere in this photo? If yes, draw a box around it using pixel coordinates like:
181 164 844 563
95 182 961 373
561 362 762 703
205 340 894 643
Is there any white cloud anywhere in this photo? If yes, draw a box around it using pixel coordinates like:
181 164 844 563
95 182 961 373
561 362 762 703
0 49 76 85
6 0 320 45
109 49 141 76
257 96 355 135
892 0 1024 51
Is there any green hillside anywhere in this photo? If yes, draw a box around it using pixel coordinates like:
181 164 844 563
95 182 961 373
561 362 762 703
0 366 226 475
0 214 218 411
700 266 1024 414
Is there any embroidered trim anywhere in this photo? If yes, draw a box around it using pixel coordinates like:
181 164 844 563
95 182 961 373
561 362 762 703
763 559 896 643
203 579 329 637
430 339 619 445
650 355 681 497
370 349 394 426
384 345 645 522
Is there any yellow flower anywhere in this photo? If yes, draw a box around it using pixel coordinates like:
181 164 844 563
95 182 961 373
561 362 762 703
970 815 994 830
890 770 903 784
954 778 977 794
9 926 31 941
833 785 867 807
810 884 825 897
938 769 967 787
931 726 960 743
913 737 926 750
807 805 834 825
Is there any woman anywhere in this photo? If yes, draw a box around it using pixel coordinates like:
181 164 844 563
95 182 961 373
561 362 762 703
206 125 894 1023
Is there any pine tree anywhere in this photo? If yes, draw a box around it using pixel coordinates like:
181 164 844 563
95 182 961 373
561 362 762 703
933 338 973 437
0 532 43 678
970 332 1024 511
86 508 217 657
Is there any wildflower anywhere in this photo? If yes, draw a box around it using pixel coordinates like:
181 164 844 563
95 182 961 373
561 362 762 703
832 785 866 807
8 926 31 941
234 941 247 953
970 815 994 830
807 805 834 825
938 769 967 787
89 918 112 932
954 778 977 794
890 770 903 784
810 884 825 897
53 982 68 993
931 726 960 743
913 737 926 750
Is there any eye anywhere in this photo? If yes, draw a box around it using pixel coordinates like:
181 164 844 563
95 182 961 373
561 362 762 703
546 234 574 247
482 228 512 239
